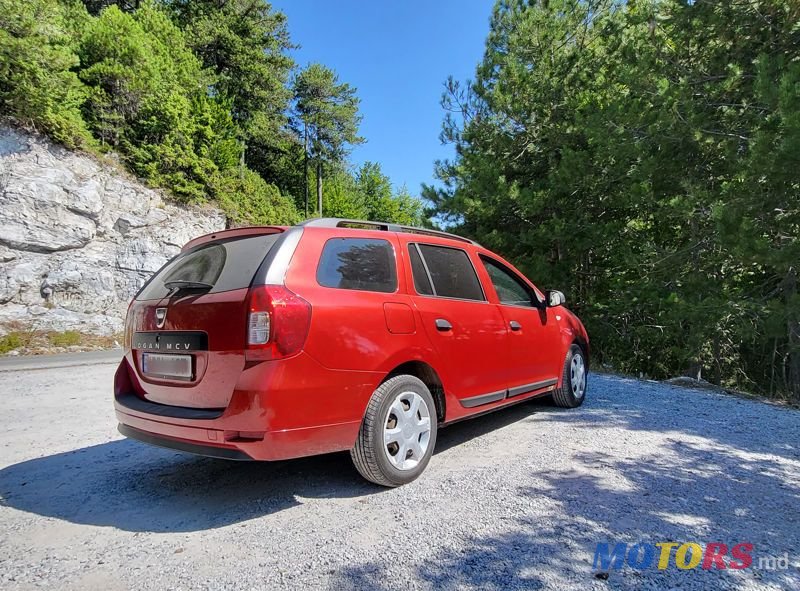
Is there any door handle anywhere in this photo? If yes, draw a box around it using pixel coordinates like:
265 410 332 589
435 318 453 332
509 320 522 331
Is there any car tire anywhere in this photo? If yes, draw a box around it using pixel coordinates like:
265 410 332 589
351 375 438 487
552 344 588 408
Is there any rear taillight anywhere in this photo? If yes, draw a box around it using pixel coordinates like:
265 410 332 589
123 301 134 349
246 285 311 361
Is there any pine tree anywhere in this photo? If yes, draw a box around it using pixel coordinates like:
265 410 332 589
293 63 364 215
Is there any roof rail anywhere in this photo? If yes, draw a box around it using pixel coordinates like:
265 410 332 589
298 218 480 246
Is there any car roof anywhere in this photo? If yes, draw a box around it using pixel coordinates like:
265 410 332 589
182 218 480 252
298 218 480 248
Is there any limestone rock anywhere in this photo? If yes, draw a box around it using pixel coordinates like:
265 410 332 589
0 125 226 336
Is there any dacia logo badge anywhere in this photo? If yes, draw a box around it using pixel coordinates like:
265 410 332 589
155 307 167 328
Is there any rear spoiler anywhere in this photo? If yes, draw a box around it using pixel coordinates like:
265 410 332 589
182 226 286 252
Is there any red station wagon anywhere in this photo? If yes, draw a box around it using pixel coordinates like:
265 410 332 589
115 218 589 486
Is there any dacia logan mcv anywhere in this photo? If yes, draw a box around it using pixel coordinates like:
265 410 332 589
115 218 589 486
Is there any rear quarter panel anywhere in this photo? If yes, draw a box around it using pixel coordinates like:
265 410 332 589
285 228 443 375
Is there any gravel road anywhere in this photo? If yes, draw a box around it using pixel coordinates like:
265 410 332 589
1 354 799 590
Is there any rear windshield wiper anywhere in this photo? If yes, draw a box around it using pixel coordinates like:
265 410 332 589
164 280 213 294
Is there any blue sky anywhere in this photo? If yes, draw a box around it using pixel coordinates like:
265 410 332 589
271 0 494 196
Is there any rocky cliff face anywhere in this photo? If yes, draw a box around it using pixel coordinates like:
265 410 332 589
0 125 226 335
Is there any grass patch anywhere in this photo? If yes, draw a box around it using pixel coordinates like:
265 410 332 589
0 332 24 354
0 323 122 354
48 330 82 347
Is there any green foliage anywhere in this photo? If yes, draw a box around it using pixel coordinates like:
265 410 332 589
0 332 23 353
168 0 293 131
212 169 298 226
429 0 800 398
293 63 365 214
78 2 233 200
294 64 364 163
168 0 297 191
356 162 424 225
0 0 93 148
316 162 426 225
48 330 82 347
1 0 418 228
0 0 308 224
319 169 367 220
82 1 141 14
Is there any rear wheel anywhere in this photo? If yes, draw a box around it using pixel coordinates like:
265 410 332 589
351 375 437 487
552 344 587 408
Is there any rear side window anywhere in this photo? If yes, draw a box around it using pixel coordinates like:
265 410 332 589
408 245 433 295
317 238 397 293
414 243 485 301
136 234 280 300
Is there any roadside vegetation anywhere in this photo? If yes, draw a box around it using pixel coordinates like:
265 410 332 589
0 325 120 354
426 0 799 400
0 0 424 225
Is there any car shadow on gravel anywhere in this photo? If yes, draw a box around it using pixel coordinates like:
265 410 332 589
0 397 560 533
0 441 375 532
331 443 799 591
329 375 800 590
435 394 562 454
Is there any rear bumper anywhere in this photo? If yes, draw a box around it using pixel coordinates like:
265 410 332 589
115 406 362 461
118 423 252 460
114 351 378 461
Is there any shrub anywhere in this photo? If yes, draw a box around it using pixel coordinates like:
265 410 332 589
48 330 82 347
0 332 23 354
212 169 299 226
0 0 94 149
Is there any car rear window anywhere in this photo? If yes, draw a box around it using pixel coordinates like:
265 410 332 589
136 233 281 300
317 238 397 293
415 243 485 301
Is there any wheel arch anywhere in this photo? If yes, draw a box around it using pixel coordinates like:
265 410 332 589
573 336 590 368
383 360 446 423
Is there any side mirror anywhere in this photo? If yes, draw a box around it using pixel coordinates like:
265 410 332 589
546 290 566 307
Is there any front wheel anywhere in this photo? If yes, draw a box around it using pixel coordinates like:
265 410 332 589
552 344 587 408
351 375 437 487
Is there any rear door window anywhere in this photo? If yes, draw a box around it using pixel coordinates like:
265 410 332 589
413 243 485 301
136 234 281 300
317 238 397 293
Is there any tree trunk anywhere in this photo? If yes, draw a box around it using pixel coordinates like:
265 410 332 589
689 213 702 380
316 158 323 216
786 266 800 399
303 124 309 218
712 333 721 386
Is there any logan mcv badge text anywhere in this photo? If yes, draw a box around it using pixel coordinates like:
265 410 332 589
134 341 193 350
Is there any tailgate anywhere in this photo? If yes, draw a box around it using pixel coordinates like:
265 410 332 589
125 231 282 409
